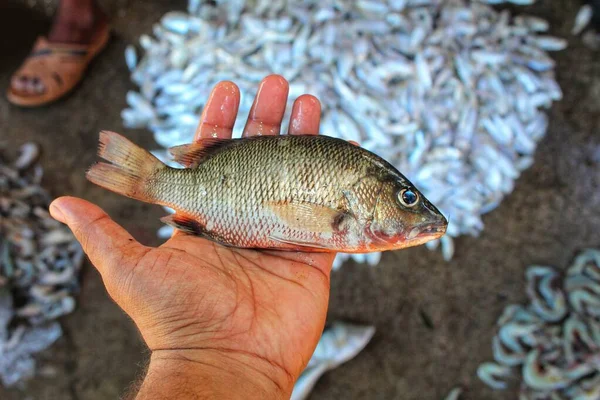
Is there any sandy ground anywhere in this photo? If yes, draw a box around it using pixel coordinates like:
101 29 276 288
0 0 598 399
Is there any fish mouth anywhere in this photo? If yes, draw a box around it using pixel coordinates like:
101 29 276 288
416 222 447 239
401 218 447 245
419 199 448 239
415 206 448 241
388 223 445 249
369 221 447 247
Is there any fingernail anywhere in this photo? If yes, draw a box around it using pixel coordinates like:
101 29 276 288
49 202 66 223
36 82 46 94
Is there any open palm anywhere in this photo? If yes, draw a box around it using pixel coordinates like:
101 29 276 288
50 75 335 397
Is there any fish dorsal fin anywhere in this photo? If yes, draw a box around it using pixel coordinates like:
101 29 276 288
169 138 231 168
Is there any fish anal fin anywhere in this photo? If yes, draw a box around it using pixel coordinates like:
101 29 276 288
160 214 205 236
266 201 346 234
168 138 231 168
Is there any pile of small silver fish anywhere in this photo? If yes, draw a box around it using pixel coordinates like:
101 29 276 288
123 0 564 266
291 322 375 400
478 249 600 399
0 143 83 386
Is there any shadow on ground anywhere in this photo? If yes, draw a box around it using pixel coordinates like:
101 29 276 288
0 0 599 399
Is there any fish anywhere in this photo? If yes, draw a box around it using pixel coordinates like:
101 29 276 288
477 361 513 390
572 5 593 36
87 131 447 253
292 322 375 400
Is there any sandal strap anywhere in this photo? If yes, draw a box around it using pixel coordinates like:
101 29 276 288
30 48 88 58
30 37 90 59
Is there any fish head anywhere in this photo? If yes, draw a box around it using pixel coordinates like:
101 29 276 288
368 179 447 250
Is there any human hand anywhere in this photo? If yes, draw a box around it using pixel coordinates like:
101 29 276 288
49 75 335 399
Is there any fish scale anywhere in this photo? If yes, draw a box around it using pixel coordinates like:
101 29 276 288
87 131 447 253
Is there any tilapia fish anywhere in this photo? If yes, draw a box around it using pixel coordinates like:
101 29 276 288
87 131 447 253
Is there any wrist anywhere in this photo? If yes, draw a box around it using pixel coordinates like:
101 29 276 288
136 348 291 399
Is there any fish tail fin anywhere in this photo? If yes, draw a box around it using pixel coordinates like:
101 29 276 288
86 131 165 202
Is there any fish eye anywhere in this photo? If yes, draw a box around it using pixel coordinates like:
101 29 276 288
398 189 419 207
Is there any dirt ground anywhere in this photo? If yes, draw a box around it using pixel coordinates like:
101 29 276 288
0 0 598 399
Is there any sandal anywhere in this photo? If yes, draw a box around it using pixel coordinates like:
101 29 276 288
7 24 110 107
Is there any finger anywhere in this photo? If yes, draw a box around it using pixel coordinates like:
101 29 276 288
288 95 321 135
348 140 360 146
49 196 148 279
194 81 240 141
243 74 289 137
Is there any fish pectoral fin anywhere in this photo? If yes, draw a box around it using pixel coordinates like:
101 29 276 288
168 138 232 168
160 214 205 236
265 201 348 234
267 234 334 252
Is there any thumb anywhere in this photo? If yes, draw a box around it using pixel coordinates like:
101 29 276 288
49 196 148 281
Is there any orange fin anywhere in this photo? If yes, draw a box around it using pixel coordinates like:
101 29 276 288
87 131 164 202
160 214 205 236
169 138 231 168
265 201 348 233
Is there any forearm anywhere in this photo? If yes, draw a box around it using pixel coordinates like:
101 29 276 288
134 349 290 400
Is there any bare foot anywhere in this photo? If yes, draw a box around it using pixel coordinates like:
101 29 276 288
10 0 109 97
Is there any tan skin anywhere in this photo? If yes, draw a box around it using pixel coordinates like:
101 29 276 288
50 75 336 399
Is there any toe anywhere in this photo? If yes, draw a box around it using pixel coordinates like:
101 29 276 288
26 77 38 94
11 75 28 92
31 77 45 94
